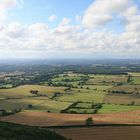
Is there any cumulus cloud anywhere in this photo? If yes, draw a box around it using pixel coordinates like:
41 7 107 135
82 0 132 28
0 0 140 58
0 0 24 21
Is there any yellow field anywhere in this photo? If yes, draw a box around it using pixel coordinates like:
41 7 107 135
0 85 66 98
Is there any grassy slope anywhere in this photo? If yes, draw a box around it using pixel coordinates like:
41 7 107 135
0 122 67 140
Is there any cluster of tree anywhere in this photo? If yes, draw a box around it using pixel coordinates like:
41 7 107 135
0 108 21 116
1 63 140 88
109 90 132 94
30 90 48 97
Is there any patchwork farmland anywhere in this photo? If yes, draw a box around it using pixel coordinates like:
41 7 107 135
0 65 140 140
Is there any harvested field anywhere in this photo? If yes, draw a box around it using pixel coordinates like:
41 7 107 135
55 126 140 140
87 75 127 85
104 94 140 105
1 110 140 126
109 85 140 93
0 85 65 98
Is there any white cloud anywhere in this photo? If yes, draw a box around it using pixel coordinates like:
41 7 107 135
0 20 139 58
0 0 140 58
0 0 24 21
48 14 57 22
82 0 132 28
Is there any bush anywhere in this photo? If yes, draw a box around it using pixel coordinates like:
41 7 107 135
85 117 94 126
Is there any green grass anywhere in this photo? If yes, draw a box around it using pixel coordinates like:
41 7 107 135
98 104 140 114
32 100 72 112
67 108 94 114
0 85 65 98
52 81 80 86
52 76 82 82
75 102 92 108
56 89 106 103
83 85 112 91
0 84 13 88
132 76 140 84
0 97 48 110
87 74 127 85
128 72 140 76
0 97 71 112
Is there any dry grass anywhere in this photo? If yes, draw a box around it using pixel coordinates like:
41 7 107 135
103 94 140 105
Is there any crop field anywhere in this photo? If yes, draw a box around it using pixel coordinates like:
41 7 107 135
0 85 66 98
52 76 82 82
128 72 140 76
109 85 140 93
0 97 72 112
98 104 140 113
55 126 140 140
132 76 140 84
104 94 140 105
56 89 106 103
83 85 113 91
0 97 48 110
51 74 84 87
1 110 140 126
86 74 128 85
0 72 140 128
31 100 72 112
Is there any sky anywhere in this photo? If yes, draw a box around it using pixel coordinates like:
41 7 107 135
0 0 140 59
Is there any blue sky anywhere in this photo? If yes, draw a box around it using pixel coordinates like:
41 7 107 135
0 0 140 59
9 0 93 26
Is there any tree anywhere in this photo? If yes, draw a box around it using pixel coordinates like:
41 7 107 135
85 117 94 126
30 90 38 95
28 104 33 108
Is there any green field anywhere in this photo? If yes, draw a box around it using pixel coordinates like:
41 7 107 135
98 104 140 114
83 85 112 91
86 74 128 85
67 108 94 114
132 76 140 84
56 89 106 103
31 100 72 112
0 72 140 114
0 96 71 112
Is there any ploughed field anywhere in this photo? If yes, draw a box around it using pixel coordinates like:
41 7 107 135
1 110 140 126
0 72 140 126
55 126 140 140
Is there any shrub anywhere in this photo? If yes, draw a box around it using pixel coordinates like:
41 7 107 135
85 117 94 126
